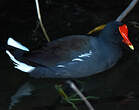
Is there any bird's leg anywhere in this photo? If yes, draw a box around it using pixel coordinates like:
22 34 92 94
55 84 79 110
55 84 69 99
55 80 99 110
88 24 106 35
67 80 95 110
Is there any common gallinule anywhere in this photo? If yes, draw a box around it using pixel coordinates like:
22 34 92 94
5 21 134 78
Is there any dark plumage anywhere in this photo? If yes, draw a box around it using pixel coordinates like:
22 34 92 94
5 21 133 78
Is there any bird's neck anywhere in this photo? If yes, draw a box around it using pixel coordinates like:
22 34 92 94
97 34 122 50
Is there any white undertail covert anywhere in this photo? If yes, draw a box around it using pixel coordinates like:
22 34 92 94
6 38 35 73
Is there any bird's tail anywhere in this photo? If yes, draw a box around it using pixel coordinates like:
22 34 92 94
4 37 35 73
2 37 66 78
7 37 30 52
5 37 30 60
0 37 29 54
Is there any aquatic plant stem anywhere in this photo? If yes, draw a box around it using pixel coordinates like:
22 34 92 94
116 0 139 22
35 0 50 42
67 80 95 110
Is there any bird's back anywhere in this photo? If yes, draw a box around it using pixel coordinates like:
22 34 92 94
22 35 122 78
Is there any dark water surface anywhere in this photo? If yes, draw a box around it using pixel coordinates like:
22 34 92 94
0 0 139 110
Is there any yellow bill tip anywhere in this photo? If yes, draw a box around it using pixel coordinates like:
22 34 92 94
129 45 134 50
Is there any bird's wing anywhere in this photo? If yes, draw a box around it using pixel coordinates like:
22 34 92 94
23 35 92 67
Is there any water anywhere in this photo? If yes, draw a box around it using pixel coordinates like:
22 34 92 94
0 0 139 110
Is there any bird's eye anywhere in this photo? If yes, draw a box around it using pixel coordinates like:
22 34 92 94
114 29 119 35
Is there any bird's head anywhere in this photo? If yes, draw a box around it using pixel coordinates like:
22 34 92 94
99 21 134 50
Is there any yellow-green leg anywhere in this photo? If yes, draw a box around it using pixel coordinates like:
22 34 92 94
55 84 79 110
55 84 99 110
88 24 106 35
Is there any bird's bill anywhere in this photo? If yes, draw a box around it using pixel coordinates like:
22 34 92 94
129 45 134 50
119 24 134 50
122 39 134 50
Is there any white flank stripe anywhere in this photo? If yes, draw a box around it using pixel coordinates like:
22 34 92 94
7 37 29 51
78 50 92 58
72 58 83 62
56 65 65 67
6 50 35 73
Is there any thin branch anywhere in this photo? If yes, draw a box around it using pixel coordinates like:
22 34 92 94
116 0 139 22
35 0 50 42
67 80 95 110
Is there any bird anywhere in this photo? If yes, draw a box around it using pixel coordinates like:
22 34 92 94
4 21 134 78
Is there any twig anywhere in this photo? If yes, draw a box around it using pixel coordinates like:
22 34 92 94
116 0 139 22
35 0 50 42
67 80 95 110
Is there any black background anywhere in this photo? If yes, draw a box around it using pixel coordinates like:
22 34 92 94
0 0 139 110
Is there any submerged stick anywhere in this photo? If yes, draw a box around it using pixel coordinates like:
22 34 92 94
35 0 50 42
67 80 95 110
116 0 139 22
